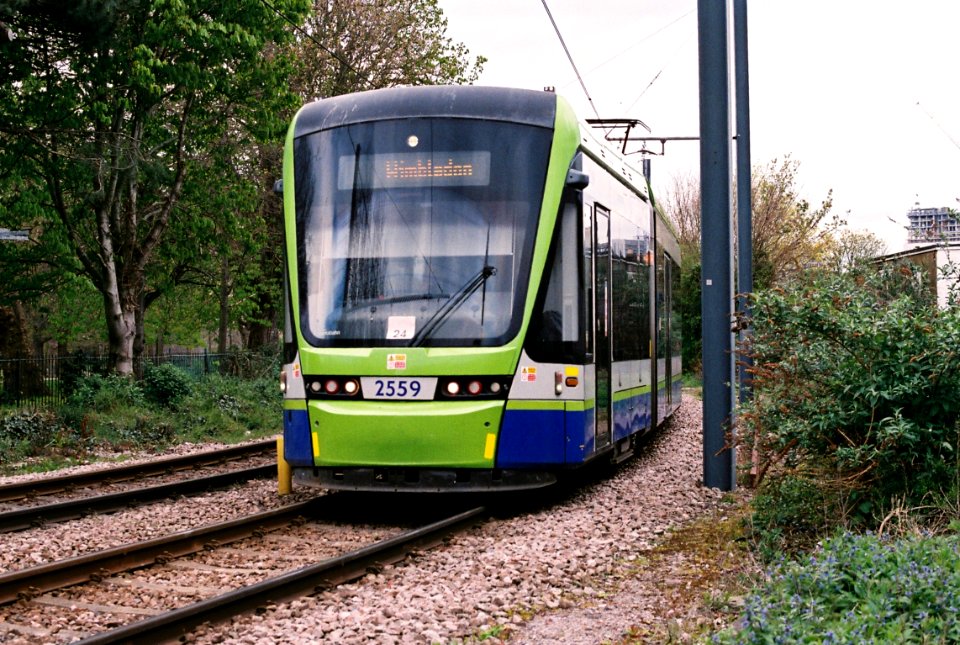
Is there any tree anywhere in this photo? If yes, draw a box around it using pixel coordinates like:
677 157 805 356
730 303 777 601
751 156 836 287
823 227 887 273
661 171 701 257
740 263 960 523
0 0 310 374
663 156 837 289
661 157 836 371
291 0 485 100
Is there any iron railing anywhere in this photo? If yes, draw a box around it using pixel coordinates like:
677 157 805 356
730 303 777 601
0 351 234 409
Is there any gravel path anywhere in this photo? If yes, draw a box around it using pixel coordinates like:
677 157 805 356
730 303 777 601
188 393 738 644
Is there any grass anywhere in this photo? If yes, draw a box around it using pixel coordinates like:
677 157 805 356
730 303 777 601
681 372 703 399
0 371 280 476
615 493 761 643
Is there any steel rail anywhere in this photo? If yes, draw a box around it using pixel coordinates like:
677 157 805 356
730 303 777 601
0 464 276 533
0 497 328 606
0 438 276 502
74 506 487 645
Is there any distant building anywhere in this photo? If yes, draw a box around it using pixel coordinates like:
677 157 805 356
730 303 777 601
877 243 960 308
907 206 960 244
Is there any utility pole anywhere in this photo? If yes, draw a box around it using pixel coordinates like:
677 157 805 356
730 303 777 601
734 0 753 406
698 0 737 491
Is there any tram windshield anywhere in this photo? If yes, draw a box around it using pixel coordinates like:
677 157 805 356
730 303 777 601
294 118 552 347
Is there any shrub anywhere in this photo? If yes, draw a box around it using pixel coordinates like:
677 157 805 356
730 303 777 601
67 373 145 412
173 375 280 442
715 532 960 643
142 363 192 408
749 473 835 561
58 350 108 397
0 412 61 450
739 262 960 529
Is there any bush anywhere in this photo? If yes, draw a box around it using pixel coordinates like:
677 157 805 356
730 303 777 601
0 411 62 460
174 375 280 443
750 474 834 561
142 363 192 408
67 373 146 412
680 258 702 375
740 262 960 529
0 366 280 474
58 350 108 397
716 532 960 643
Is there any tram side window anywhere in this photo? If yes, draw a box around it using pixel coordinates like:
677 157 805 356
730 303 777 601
669 253 682 360
611 217 647 362
526 195 583 363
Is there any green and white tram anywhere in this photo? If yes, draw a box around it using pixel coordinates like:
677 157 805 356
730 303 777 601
278 85 681 492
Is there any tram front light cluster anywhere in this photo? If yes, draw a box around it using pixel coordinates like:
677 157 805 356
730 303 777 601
305 377 360 398
440 377 507 399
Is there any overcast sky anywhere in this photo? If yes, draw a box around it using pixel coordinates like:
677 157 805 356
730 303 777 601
438 0 960 252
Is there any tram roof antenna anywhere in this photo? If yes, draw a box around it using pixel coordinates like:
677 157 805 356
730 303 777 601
540 0 600 120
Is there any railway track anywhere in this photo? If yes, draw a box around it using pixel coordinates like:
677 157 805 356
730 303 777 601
0 439 277 532
0 492 486 644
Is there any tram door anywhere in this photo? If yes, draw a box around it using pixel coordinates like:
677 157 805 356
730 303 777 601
593 205 611 449
662 256 675 413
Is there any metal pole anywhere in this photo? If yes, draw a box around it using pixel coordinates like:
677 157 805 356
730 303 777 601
698 0 736 490
734 0 753 406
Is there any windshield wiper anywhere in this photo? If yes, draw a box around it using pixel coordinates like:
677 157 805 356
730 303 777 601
410 265 496 346
342 292 449 314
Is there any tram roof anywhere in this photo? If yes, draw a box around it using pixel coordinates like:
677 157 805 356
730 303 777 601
293 85 558 138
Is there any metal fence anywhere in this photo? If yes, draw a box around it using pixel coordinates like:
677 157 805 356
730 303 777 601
0 351 232 409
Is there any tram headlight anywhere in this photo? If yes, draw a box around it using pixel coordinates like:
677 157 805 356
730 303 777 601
280 371 287 393
446 381 460 395
344 379 359 395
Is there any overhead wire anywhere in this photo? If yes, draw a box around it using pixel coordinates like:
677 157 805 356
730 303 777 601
917 101 960 154
540 0 600 120
579 8 694 81
623 31 697 115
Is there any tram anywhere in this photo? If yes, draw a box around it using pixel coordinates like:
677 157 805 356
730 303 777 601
277 85 681 492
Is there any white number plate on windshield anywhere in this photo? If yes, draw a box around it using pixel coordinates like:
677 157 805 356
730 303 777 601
361 377 437 400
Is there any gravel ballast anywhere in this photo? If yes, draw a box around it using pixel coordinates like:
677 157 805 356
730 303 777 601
190 393 739 644
1 393 749 643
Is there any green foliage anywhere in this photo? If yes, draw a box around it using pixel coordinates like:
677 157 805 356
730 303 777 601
680 257 702 374
749 474 834 562
0 411 62 462
59 350 109 398
142 363 193 408
740 262 960 531
66 374 146 412
2 369 279 473
715 532 960 644
176 375 280 443
0 0 311 373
